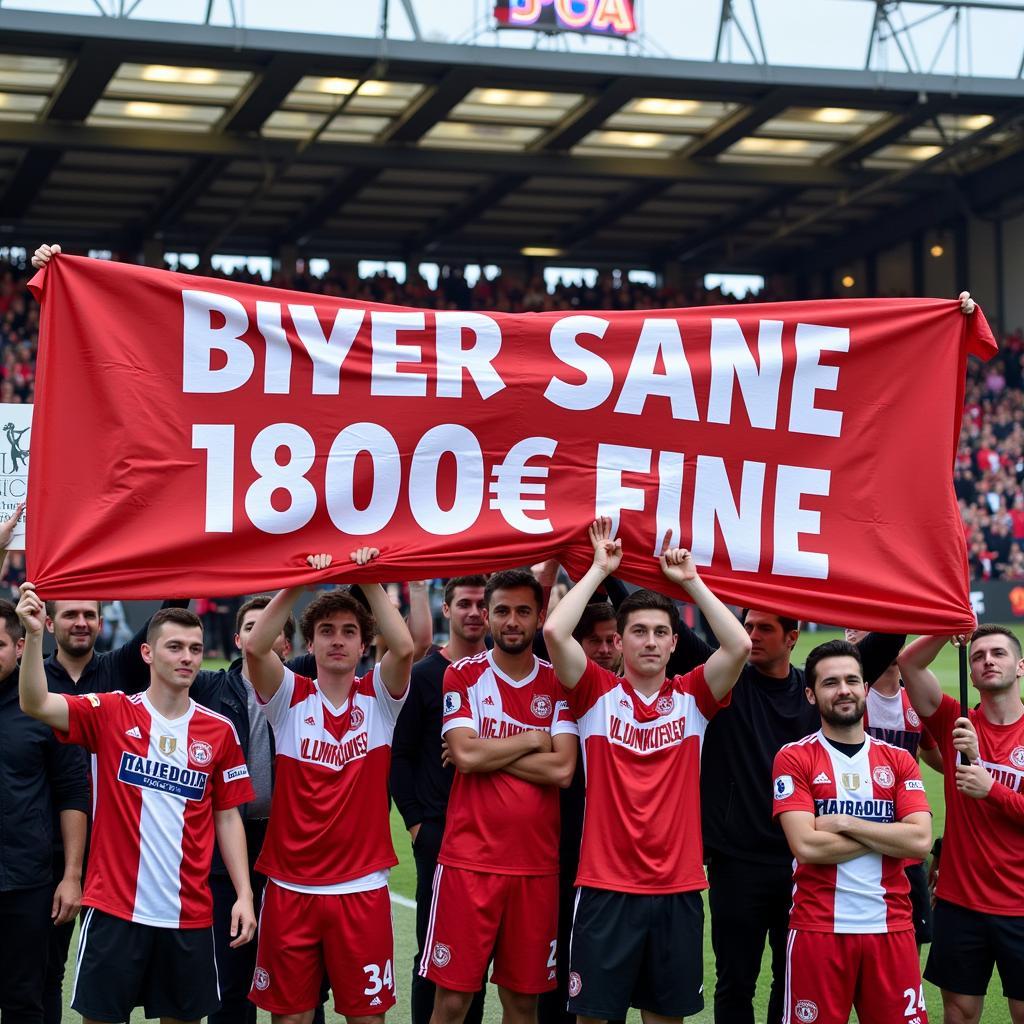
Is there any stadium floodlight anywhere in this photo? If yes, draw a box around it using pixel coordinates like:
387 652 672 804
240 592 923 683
521 247 565 257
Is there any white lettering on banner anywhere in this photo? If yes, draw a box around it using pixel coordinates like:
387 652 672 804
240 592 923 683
789 324 849 437
370 312 428 397
594 445 830 579
691 456 765 573
182 290 254 393
290 305 364 395
543 316 613 411
613 319 698 420
193 424 557 539
489 437 557 534
409 424 483 535
435 312 506 400
256 301 293 394
707 318 784 430
325 423 401 533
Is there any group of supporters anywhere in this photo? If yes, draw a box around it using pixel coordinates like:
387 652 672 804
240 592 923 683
1 250 1023 1024
3 513 1024 1024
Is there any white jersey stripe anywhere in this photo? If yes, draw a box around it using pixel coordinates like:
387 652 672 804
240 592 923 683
70 907 94 1006
419 864 444 979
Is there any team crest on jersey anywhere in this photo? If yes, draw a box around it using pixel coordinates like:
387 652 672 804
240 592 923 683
531 695 553 719
189 740 213 766
656 695 674 715
158 735 177 755
349 705 365 731
872 765 895 788
907 707 921 727
1011 746 1024 769
253 967 270 991
794 1000 818 1022
841 772 861 790
568 972 582 998
431 943 452 968
443 692 461 715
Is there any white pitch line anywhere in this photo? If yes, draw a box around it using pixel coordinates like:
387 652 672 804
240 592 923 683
390 892 416 909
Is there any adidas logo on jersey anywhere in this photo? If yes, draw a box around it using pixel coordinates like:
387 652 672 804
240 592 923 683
125 726 142 739
304 716 315 726
619 698 632 709
482 696 495 706
369 997 382 1007
812 772 831 784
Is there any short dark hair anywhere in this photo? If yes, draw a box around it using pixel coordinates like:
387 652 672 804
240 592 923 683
44 599 102 619
0 599 24 643
804 639 863 688
741 609 800 634
236 595 295 646
484 569 543 611
443 575 487 608
300 590 375 646
616 589 680 635
970 624 1022 660
146 607 203 645
573 601 617 643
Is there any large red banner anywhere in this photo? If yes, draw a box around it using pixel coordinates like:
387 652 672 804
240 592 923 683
27 256 994 630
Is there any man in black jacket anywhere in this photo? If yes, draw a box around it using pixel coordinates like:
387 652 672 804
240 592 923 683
188 595 316 1024
0 599 89 1024
391 575 488 1024
671 611 904 1024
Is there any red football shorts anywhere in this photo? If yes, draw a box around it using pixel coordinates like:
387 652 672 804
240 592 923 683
250 881 396 1017
421 864 558 994
784 929 929 1024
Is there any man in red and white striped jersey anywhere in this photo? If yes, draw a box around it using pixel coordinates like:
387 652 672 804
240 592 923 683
772 639 932 1024
243 549 414 1024
543 519 751 1024
17 585 257 1024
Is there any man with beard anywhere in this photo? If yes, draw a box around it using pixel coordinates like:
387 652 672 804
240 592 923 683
425 569 578 1024
772 640 932 1024
391 576 488 1024
899 627 1024 1024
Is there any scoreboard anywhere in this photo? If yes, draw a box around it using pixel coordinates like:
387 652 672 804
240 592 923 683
494 0 637 38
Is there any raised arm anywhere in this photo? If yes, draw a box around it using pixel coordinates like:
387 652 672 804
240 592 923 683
896 635 949 718
659 542 751 701
406 580 434 661
543 518 623 689
16 583 70 730
244 586 303 702
349 547 414 698
778 811 870 865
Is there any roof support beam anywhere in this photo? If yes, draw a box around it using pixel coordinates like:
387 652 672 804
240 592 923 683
820 99 943 166
682 88 794 159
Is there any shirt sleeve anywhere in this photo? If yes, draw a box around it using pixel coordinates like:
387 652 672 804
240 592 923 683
54 691 115 752
212 725 255 811
921 693 958 754
772 746 814 818
563 658 614 717
985 781 1024 822
674 664 729 722
551 698 579 738
250 665 298 734
894 751 931 818
372 662 408 728
441 664 476 736
919 725 938 751
44 735 90 814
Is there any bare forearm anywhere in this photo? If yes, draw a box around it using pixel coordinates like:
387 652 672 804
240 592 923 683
215 812 253 901
407 582 433 660
838 819 931 859
451 732 542 773
545 565 606 644
795 832 870 865
59 810 87 883
503 752 574 788
249 587 302 657
362 583 414 660
684 577 748 658
897 637 946 716
19 634 69 728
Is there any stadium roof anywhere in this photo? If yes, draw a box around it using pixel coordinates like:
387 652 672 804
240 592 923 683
1 8 1024 275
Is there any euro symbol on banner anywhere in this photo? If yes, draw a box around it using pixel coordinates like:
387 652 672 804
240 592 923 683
489 437 557 535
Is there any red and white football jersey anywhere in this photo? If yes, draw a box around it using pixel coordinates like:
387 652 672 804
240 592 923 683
864 686 937 761
57 691 253 928
565 659 725 894
923 694 1024 915
439 650 578 875
255 664 406 888
772 732 931 933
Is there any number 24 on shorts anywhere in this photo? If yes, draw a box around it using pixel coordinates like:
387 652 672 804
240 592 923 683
363 960 394 996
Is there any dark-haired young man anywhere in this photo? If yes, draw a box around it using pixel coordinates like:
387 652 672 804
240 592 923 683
670 609 903 1024
244 550 415 1024
391 576 489 1024
899 626 1024 1024
772 639 932 1024
544 519 751 1024
0 593 89 1024
425 568 578 1024
18 589 257 1024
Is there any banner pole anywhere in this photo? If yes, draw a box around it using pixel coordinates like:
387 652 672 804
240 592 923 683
959 641 969 766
